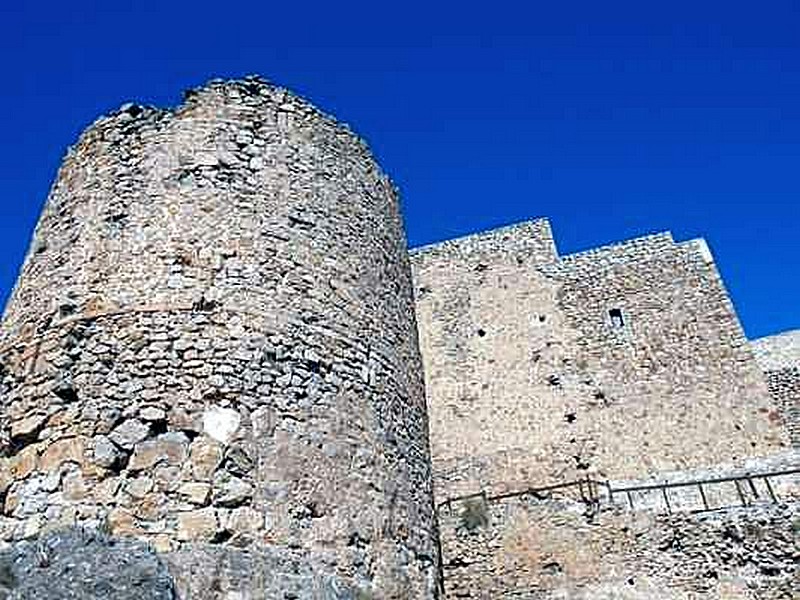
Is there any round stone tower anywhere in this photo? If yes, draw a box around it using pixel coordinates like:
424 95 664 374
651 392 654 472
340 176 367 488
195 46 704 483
0 78 439 598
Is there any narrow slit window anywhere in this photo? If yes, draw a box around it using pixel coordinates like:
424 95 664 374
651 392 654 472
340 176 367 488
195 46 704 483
609 308 625 329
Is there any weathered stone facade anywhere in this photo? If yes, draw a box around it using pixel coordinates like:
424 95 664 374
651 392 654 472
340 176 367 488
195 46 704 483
0 77 798 598
440 494 799 599
413 221 798 599
0 78 439 598
753 331 800 448
412 221 790 500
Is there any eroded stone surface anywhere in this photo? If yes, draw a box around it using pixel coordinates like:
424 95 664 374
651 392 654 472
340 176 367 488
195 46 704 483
0 77 439 598
440 496 799 599
412 222 791 499
0 528 175 600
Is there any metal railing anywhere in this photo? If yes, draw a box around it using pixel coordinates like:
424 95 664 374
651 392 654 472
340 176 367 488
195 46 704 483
437 467 800 516
608 467 799 514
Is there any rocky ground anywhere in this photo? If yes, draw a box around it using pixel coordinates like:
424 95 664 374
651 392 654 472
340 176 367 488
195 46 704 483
0 528 175 599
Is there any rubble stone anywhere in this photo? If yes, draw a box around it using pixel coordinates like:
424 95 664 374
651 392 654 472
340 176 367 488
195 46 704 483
109 420 150 450
0 528 175 599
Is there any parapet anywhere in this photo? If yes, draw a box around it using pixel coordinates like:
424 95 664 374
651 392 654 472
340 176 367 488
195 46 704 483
411 218 559 266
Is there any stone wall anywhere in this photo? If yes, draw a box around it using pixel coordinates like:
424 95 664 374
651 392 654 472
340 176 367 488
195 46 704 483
0 78 439 598
762 368 800 447
439 494 798 599
411 220 562 499
753 331 800 448
412 222 790 501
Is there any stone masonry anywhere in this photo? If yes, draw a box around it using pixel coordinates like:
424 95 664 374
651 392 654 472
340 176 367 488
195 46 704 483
412 221 798 598
753 330 800 448
412 222 790 500
0 77 798 598
0 77 439 598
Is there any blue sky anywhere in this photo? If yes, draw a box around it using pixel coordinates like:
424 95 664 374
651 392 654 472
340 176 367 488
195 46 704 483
1 1 797 338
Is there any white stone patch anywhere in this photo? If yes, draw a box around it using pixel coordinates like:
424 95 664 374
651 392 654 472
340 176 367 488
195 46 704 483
203 406 241 445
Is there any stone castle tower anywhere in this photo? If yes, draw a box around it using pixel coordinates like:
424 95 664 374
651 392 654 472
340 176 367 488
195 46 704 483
0 78 440 598
1 77 798 599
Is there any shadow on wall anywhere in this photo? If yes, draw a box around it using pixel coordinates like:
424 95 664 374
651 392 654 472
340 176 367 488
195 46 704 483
0 527 175 600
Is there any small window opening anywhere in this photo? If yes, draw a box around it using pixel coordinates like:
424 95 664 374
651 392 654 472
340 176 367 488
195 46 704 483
609 308 625 329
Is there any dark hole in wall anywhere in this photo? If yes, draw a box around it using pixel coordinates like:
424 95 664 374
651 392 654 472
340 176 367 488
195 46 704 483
124 104 143 117
347 532 369 549
446 557 471 569
539 315 547 323
192 297 218 312
9 417 46 449
609 308 625 328
53 381 79 403
760 565 781 576
211 530 234 545
477 329 486 337
288 215 315 230
573 455 590 470
542 561 563 574
244 82 261 96
58 303 77 319
150 419 168 436
106 213 128 229
181 429 200 442
108 449 131 476
460 497 490 531
565 413 576 423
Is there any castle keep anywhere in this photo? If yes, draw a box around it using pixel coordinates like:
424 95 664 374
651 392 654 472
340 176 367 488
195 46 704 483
0 78 797 599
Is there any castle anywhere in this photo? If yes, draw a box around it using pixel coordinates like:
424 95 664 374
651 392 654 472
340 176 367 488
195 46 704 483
0 77 796 599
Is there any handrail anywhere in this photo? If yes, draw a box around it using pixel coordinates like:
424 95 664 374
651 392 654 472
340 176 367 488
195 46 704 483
437 466 800 514
609 467 800 494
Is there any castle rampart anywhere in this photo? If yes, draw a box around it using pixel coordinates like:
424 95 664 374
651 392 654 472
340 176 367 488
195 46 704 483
0 77 796 599
412 221 788 503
